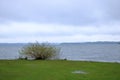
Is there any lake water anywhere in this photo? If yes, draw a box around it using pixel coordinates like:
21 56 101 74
0 43 120 63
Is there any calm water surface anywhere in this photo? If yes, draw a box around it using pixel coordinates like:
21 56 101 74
0 43 120 63
60 43 120 62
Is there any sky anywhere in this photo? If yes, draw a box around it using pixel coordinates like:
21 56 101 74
0 0 120 43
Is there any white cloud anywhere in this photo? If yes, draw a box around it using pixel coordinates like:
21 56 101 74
0 21 120 43
0 0 120 42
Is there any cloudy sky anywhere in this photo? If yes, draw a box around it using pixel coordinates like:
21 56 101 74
0 0 120 43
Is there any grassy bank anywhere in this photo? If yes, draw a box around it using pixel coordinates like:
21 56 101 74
0 60 120 80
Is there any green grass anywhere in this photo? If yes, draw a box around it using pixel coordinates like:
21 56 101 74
0 60 120 80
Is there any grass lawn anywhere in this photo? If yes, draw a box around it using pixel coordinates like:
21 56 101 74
0 60 120 80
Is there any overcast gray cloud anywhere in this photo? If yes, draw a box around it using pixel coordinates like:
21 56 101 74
0 0 112 25
99 0 120 21
0 0 120 42
1 0 120 24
